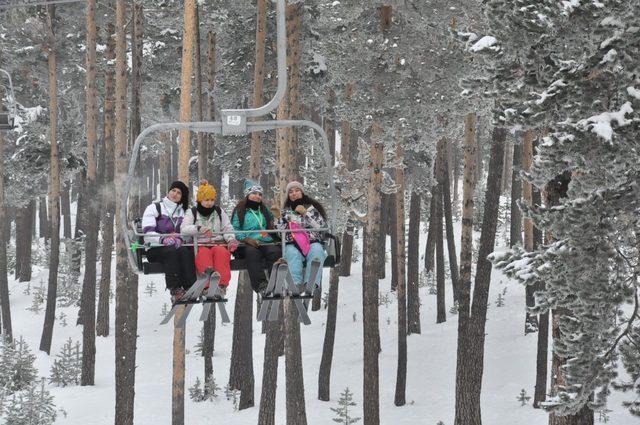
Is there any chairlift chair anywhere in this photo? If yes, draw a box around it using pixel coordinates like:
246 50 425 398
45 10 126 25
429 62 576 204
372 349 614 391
121 0 340 324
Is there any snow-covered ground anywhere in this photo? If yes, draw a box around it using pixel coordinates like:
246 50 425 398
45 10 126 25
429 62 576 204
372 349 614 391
6 226 636 424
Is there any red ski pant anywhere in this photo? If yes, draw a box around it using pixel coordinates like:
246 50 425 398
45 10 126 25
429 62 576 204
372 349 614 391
194 246 232 286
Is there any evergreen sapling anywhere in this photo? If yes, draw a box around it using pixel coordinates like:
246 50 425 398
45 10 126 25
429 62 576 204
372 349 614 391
331 387 361 424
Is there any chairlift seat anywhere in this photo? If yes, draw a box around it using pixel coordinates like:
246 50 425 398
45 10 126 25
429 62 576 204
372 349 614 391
133 218 340 275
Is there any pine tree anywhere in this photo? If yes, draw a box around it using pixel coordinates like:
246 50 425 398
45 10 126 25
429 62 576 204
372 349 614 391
330 387 361 425
0 336 38 393
517 389 531 406
49 338 81 387
3 379 57 425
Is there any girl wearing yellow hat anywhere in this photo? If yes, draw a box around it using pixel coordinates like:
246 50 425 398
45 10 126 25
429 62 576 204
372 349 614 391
182 182 238 294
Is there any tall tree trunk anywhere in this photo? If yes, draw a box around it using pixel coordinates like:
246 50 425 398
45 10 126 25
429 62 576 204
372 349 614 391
318 267 339 401
171 2 197 423
284 297 307 425
454 112 477 422
522 131 536 334
114 1 139 423
339 119 355 277
533 185 548 408
0 87 11 340
249 0 267 182
363 128 383 425
377 194 388 280
40 4 61 355
509 142 523 247
201 28 217 388
501 140 513 194
389 193 398 291
15 202 34 282
38 196 49 241
97 23 116 338
424 193 436 271
80 0 99 386
206 32 222 191
435 139 446 323
228 271 255 409
442 139 460 302
454 126 505 425
194 4 206 181
258 315 283 425
61 181 72 238
394 138 407 406
406 191 421 334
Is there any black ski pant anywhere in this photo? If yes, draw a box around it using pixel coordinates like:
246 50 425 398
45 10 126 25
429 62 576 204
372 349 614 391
146 246 197 291
236 244 282 292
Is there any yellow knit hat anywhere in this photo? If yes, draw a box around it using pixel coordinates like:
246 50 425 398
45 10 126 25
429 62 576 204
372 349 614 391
197 183 217 203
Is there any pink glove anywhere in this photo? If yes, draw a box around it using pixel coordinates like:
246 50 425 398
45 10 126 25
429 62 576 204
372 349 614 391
227 239 240 253
162 236 183 249
162 236 176 246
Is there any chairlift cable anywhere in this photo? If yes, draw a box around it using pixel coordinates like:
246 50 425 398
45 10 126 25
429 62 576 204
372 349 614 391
0 0 86 10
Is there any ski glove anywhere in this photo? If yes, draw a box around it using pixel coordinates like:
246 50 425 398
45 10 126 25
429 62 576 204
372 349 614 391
294 205 307 216
162 235 183 249
243 238 259 248
228 238 240 253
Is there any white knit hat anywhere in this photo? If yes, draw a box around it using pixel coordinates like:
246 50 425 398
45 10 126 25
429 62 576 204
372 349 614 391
285 181 304 193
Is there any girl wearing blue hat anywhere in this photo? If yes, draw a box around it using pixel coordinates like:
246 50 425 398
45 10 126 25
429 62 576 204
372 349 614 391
231 180 281 293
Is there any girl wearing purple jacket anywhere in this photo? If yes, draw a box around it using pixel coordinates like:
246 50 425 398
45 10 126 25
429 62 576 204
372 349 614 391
142 181 197 301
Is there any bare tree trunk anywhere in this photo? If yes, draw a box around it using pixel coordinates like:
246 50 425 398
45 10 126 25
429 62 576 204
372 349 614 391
454 112 477 422
424 193 436 271
377 194 388 280
442 139 460 302
389 192 398 291
249 0 267 181
258 315 283 425
40 5 61 355
284 298 307 424
318 267 339 401
509 142 523 247
363 127 383 425
501 140 513 194
194 4 206 181
339 120 355 277
406 191 421 334
206 32 222 191
228 271 255 409
15 202 34 282
171 2 197 423
96 22 116 338
61 181 72 238
114 1 139 423
522 131 536 334
0 88 11 340
80 0 99 386
454 126 505 425
435 139 446 323
38 196 49 241
394 138 407 406
201 28 217 387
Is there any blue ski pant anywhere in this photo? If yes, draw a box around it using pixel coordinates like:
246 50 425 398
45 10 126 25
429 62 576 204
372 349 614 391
284 242 326 286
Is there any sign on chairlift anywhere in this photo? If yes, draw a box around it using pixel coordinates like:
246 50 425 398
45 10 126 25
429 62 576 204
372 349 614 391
220 109 247 136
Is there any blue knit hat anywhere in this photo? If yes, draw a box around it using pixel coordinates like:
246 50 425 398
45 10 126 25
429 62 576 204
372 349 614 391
243 179 263 196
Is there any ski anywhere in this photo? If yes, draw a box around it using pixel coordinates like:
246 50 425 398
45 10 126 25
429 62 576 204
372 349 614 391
160 274 209 326
199 272 230 323
257 265 281 322
288 272 311 325
304 258 323 295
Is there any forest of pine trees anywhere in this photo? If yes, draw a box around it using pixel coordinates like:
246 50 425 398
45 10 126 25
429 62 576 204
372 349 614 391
0 1 639 424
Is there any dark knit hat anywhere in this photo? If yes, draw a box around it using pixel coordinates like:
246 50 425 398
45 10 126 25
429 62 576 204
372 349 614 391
169 180 190 211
